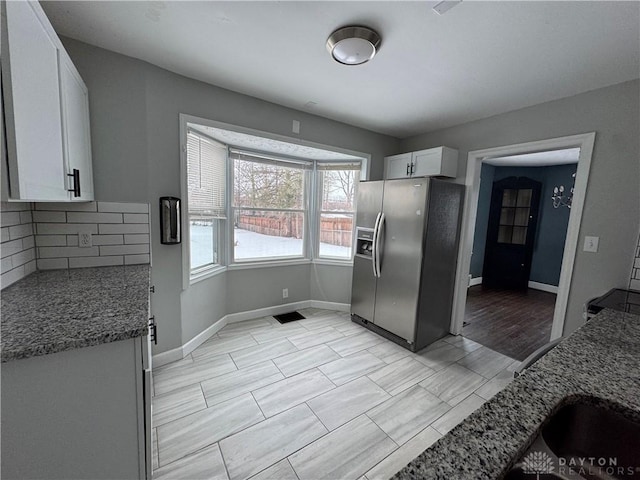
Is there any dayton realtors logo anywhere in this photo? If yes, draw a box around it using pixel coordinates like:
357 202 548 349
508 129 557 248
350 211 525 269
522 451 555 479
521 450 638 478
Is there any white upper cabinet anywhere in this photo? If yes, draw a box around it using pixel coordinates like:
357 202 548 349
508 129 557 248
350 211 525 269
384 146 458 180
59 53 94 201
2 1 94 202
384 152 413 180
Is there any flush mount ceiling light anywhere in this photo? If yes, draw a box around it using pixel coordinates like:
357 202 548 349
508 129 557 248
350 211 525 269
326 26 381 65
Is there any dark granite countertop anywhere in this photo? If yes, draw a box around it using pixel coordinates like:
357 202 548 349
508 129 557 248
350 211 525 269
1 265 150 362
393 308 640 479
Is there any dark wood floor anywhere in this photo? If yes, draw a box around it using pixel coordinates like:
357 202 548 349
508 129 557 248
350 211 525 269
463 285 556 361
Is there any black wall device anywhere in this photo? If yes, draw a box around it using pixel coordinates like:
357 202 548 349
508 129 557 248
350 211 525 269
159 197 181 245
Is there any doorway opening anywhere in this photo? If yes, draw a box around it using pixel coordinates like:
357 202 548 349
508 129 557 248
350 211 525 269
463 155 578 360
450 133 596 360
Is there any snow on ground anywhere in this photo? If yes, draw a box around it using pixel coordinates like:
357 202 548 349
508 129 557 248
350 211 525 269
190 225 351 266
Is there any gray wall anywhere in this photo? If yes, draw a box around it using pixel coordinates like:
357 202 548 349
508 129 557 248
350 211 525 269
471 163 576 286
400 79 640 335
63 37 399 353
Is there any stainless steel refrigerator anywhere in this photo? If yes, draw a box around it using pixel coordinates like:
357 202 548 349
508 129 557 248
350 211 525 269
351 177 464 352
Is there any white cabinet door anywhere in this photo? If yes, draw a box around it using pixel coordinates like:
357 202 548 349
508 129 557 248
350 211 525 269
3 1 67 201
384 152 413 179
60 54 95 201
412 147 458 178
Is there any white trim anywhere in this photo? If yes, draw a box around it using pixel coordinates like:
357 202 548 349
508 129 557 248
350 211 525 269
190 265 227 285
310 300 350 312
451 132 596 341
152 300 352 367
469 277 483 287
225 301 311 324
227 259 311 271
312 259 354 267
528 281 559 294
152 346 185 369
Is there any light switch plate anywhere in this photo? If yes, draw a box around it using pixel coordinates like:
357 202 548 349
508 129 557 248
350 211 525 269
292 120 300 134
583 236 599 253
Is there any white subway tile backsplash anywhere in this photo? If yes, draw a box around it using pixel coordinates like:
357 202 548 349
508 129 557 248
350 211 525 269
31 201 151 271
99 223 149 234
35 202 97 212
0 202 30 212
1 266 27 289
124 234 150 245
22 236 35 249
69 256 124 268
9 223 33 240
36 235 68 247
1 239 24 259
88 234 124 246
39 246 100 258
2 201 150 281
32 211 67 223
125 254 150 265
67 212 123 224
123 213 148 223
98 202 149 213
0 212 22 227
12 248 35 268
37 258 69 270
19 211 33 224
2 256 13 272
100 244 149 256
36 223 99 235
1 202 35 288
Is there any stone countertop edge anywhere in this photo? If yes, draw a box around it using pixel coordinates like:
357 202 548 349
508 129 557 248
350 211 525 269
1 265 151 363
391 308 640 480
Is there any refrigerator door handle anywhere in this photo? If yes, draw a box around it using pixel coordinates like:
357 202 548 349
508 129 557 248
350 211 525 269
375 213 385 277
371 212 382 277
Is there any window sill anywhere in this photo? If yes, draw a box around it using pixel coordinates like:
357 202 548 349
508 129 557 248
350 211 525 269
190 265 227 285
228 258 311 271
312 259 354 267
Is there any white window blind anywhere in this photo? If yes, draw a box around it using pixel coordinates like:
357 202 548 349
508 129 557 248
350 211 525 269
187 131 226 219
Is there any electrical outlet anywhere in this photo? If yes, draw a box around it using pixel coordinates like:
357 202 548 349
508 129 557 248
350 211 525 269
79 231 92 248
282 288 289 299
292 120 300 134
583 236 599 253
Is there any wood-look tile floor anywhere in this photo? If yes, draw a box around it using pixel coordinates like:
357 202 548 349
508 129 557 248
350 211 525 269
151 309 519 480
463 286 556 361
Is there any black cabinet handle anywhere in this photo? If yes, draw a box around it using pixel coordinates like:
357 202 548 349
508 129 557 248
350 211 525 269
410 163 415 175
149 316 157 345
406 163 410 176
67 169 81 197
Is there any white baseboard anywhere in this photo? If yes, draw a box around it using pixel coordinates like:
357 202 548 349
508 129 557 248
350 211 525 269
469 277 483 287
152 346 185 368
225 300 311 324
310 300 350 312
152 300 351 368
528 281 559 294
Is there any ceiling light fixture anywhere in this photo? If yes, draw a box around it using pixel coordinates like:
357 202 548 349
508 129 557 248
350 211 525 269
326 26 381 66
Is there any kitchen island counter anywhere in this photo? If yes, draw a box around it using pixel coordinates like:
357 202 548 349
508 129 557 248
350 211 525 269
1 265 150 362
393 308 640 479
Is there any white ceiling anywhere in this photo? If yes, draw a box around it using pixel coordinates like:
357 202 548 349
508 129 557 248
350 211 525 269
42 1 640 138
189 123 363 161
484 148 580 167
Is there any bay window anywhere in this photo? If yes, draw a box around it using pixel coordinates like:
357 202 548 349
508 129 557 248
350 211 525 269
186 130 226 274
230 150 310 262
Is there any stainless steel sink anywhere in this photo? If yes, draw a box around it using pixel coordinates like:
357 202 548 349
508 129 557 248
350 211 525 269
504 400 640 480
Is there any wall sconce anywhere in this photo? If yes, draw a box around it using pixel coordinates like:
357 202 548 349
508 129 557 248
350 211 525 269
551 173 576 209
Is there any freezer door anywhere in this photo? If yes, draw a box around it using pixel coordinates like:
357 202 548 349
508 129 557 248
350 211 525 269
351 254 377 321
355 181 384 229
373 179 429 342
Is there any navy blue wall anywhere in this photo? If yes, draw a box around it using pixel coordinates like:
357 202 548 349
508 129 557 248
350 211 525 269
471 163 576 286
